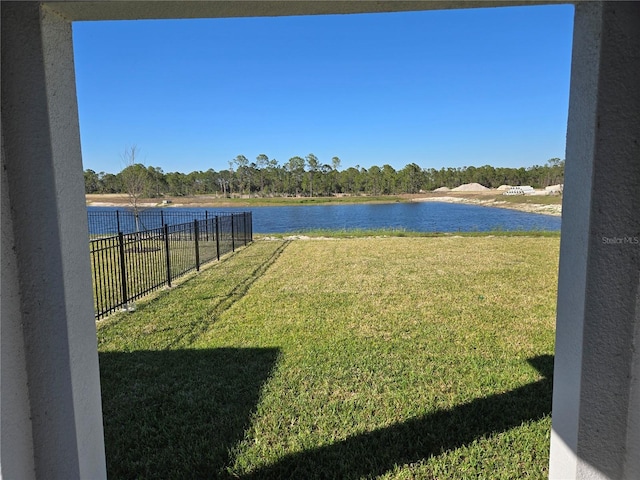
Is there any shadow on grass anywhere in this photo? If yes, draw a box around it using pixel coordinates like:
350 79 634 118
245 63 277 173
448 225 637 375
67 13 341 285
238 355 554 479
99 347 280 479
100 351 552 479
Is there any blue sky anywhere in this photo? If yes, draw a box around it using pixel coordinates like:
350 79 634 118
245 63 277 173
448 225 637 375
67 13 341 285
73 4 574 175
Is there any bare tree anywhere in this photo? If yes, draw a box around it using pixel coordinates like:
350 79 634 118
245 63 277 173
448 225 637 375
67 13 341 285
119 145 149 232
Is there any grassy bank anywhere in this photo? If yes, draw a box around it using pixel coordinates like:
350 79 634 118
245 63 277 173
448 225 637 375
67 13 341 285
257 228 561 239
98 236 559 479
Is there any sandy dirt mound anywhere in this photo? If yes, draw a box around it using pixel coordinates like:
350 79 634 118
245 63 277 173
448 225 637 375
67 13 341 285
433 186 451 192
497 185 512 191
451 183 490 192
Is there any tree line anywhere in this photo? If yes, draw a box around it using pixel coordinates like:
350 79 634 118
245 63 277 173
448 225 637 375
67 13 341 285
84 153 564 198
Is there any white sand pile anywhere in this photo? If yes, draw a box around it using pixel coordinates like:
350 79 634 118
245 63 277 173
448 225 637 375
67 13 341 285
433 186 450 192
497 185 511 191
451 183 490 192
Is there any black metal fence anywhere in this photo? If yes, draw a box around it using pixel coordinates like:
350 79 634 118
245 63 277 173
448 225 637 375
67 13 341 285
87 208 231 236
90 212 252 319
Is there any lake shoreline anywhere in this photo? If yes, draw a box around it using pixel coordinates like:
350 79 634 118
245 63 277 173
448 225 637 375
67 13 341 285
86 192 562 217
411 195 562 216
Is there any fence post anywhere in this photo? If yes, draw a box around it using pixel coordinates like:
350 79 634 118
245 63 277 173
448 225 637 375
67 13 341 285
231 214 235 252
118 232 129 309
242 213 247 246
250 212 253 242
215 215 220 261
164 224 172 287
194 219 200 271
205 210 209 242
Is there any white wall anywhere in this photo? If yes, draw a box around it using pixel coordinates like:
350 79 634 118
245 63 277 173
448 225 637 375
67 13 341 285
1 130 36 480
550 2 640 479
1 3 106 478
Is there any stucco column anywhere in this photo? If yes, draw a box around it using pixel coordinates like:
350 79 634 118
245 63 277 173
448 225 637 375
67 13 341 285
1 3 106 479
550 2 640 479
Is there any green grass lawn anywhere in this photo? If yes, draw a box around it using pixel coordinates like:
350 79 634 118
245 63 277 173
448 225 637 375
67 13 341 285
97 235 559 479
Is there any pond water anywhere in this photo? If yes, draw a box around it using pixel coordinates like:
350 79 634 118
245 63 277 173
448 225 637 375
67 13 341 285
88 202 561 234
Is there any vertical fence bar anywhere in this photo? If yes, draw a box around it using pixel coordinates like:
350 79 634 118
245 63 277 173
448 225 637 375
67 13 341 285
205 210 209 241
242 212 247 247
194 219 200 271
246 212 249 242
106 239 115 314
116 210 121 233
118 232 128 310
215 216 221 261
160 209 164 227
231 214 235 252
164 224 172 287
